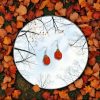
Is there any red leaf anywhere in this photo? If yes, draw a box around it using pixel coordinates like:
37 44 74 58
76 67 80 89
9 65 17 74
66 5 73 17
82 26 92 36
93 12 100 19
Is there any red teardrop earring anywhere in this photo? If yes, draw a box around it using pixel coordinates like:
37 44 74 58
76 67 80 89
43 49 50 65
54 41 62 60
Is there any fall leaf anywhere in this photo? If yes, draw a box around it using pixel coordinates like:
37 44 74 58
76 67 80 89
32 84 40 92
16 5 27 15
5 13 13 21
4 96 12 100
0 29 7 38
89 57 96 66
3 76 12 83
68 83 76 91
17 16 25 22
0 64 3 73
90 79 99 88
9 65 17 74
58 8 66 16
39 0 49 10
0 16 4 27
84 85 92 93
74 78 83 88
35 10 43 17
96 91 100 98
9 5 16 12
5 25 12 33
93 3 100 11
4 56 13 62
93 63 100 73
70 12 79 22
93 12 100 19
3 36 12 45
24 0 30 6
31 0 39 4
12 90 21 99
82 26 92 36
42 91 50 100
5 88 14 96
55 1 63 11
79 0 87 8
84 67 93 76
59 90 70 99
16 21 23 29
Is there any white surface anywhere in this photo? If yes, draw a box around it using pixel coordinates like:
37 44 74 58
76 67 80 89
13 16 88 89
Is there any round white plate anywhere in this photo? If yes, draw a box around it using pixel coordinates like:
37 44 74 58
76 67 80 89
13 16 88 89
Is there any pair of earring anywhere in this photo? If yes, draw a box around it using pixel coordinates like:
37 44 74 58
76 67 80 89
43 46 62 65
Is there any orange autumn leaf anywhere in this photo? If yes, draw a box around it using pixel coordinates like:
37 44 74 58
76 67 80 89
16 5 27 15
5 25 12 33
79 0 87 8
31 0 39 4
0 16 4 27
32 84 40 92
87 11 93 19
59 91 69 99
5 13 13 21
70 12 79 22
68 83 76 91
55 1 63 11
90 87 95 97
84 85 92 93
4 55 13 62
16 21 23 29
84 67 93 76
93 63 100 73
82 26 92 36
4 96 12 100
17 16 25 22
39 0 49 10
24 0 30 6
89 57 96 66
3 36 12 45
6 46 12 55
12 90 21 99
9 5 16 12
96 91 100 98
90 79 99 88
0 29 7 38
93 3 100 11
58 8 66 16
74 78 83 88
35 10 43 17
3 76 12 83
